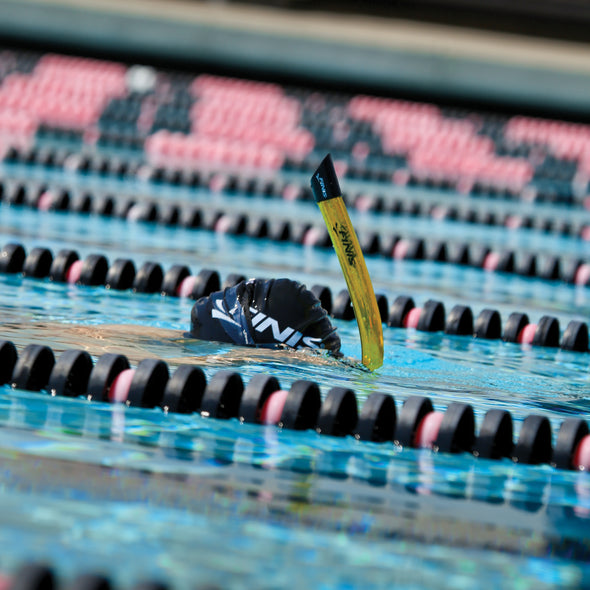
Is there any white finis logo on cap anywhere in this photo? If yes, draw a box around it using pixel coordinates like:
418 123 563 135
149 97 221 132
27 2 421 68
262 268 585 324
211 299 242 327
211 300 321 348
250 307 321 348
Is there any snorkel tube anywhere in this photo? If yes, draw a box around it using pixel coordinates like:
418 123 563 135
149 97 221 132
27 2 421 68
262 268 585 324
310 154 384 371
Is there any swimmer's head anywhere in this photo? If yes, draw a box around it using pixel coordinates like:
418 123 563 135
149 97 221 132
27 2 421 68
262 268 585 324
190 278 341 356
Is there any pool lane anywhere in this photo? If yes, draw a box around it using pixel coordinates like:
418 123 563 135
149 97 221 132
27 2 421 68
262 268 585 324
4 160 590 261
0 395 588 590
1 203 590 323
1 171 590 590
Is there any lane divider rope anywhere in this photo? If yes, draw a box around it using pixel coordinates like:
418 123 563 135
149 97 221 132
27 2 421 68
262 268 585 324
1 241 588 354
1 174 590 285
1 339 589 472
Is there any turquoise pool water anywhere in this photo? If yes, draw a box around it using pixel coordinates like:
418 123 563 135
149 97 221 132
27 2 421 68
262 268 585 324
1 197 590 589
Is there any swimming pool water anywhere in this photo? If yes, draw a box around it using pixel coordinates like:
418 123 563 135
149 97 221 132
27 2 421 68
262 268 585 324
1 195 590 589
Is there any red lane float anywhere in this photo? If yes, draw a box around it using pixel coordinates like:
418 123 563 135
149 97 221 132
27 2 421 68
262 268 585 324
109 368 135 403
259 390 289 425
403 307 422 329
517 323 538 345
65 260 84 284
414 411 445 449
573 435 590 470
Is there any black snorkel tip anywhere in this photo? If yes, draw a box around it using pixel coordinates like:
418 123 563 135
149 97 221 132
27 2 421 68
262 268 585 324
310 153 341 203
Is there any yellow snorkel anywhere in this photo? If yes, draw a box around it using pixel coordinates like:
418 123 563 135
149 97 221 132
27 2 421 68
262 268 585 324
310 154 384 371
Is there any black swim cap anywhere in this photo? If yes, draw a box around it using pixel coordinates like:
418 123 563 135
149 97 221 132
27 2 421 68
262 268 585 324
190 278 341 355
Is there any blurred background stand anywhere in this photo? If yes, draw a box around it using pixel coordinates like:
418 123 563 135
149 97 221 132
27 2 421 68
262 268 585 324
1 0 590 115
